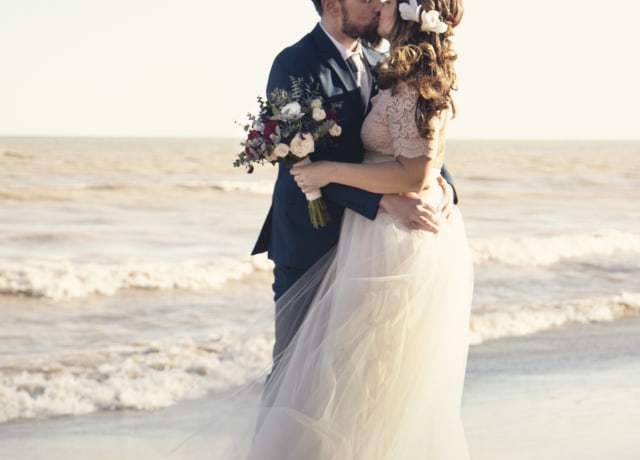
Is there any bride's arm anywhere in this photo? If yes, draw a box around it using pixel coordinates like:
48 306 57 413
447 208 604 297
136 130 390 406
290 154 440 195
291 113 446 195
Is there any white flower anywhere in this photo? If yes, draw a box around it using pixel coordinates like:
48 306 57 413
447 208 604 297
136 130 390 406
399 0 421 23
420 10 448 33
273 143 290 158
280 102 302 119
310 98 323 109
252 120 264 132
312 107 326 121
329 124 342 137
289 133 315 158
398 0 448 34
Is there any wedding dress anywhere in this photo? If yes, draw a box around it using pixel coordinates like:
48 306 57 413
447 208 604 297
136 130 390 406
234 85 473 460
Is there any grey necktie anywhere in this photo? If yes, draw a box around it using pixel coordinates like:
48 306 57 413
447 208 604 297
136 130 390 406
347 53 369 108
346 53 363 88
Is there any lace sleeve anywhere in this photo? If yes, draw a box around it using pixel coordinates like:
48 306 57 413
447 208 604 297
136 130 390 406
385 85 441 160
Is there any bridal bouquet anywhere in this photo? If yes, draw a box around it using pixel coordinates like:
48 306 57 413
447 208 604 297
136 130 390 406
234 77 342 229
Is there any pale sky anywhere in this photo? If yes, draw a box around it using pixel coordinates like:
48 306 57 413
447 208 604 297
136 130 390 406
1 0 638 140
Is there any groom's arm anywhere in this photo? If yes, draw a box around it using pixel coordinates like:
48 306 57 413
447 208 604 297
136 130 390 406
321 182 382 220
440 164 458 205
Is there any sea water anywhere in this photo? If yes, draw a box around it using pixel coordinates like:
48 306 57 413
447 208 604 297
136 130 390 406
1 136 639 423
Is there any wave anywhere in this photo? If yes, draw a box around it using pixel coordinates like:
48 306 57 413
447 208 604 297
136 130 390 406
0 254 274 300
210 180 274 195
2 291 638 423
83 179 276 195
0 333 273 424
0 179 275 201
470 291 640 345
1 149 33 159
1 230 638 300
470 230 640 266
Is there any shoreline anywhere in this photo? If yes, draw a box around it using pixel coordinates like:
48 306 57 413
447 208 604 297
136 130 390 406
2 317 640 459
463 316 640 459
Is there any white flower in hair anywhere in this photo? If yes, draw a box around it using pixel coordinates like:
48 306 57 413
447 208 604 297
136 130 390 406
420 9 448 33
399 0 448 34
399 0 422 23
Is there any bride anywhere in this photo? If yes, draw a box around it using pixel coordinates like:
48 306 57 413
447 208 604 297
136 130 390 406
245 0 472 458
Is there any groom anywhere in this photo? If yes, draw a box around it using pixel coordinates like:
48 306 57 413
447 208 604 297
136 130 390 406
252 0 456 366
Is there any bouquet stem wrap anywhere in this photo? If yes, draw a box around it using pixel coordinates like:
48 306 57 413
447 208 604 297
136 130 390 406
298 157 331 229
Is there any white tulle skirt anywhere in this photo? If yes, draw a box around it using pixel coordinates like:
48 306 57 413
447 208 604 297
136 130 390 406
243 182 474 460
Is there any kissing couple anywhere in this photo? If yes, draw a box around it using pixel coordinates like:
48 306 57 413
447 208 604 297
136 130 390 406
248 1 473 458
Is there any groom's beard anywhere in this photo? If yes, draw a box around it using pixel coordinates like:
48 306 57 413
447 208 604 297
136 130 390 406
342 13 380 44
361 26 381 45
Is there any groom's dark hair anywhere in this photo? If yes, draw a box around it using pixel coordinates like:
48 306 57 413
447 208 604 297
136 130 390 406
312 0 349 15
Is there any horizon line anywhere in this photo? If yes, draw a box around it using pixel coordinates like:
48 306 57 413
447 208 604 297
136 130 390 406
1 134 639 142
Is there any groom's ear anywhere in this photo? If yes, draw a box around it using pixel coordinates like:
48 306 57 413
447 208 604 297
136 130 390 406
323 0 342 18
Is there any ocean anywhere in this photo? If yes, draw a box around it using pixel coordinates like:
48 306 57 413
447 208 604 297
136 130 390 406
1 136 639 425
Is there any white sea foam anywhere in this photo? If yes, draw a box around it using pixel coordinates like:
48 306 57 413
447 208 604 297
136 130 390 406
470 230 640 267
469 291 640 345
215 179 274 195
0 254 273 300
0 334 273 423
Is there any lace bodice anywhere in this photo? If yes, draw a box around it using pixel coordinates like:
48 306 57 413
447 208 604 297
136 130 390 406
361 84 448 176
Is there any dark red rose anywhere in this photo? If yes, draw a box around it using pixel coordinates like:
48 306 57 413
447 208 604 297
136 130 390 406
245 145 259 160
263 120 280 138
248 130 261 141
325 109 338 121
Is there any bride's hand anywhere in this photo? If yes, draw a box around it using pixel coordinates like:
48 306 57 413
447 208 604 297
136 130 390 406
290 161 332 194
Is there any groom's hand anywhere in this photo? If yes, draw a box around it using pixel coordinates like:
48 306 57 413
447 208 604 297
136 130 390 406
379 193 441 233
437 176 454 221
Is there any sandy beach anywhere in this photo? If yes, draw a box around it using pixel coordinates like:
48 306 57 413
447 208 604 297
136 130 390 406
2 316 639 460
463 317 640 460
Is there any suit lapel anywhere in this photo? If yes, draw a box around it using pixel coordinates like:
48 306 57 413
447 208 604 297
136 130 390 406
310 25 365 115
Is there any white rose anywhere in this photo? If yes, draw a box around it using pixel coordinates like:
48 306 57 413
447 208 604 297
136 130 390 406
329 124 342 137
420 10 448 33
280 102 301 119
310 98 322 109
312 107 326 121
273 143 290 158
289 133 315 158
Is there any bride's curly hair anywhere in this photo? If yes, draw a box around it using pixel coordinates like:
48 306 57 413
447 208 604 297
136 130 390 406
377 0 464 140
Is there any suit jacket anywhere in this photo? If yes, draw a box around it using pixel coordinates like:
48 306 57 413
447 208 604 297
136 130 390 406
251 24 456 272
